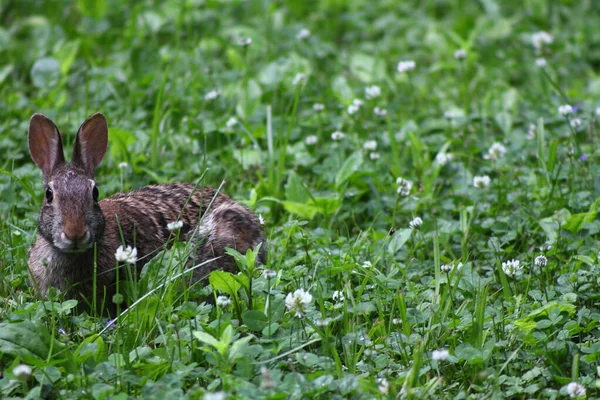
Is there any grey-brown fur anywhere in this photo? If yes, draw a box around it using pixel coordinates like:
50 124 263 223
27 113 266 315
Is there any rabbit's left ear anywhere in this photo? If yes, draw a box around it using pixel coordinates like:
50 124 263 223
72 113 108 177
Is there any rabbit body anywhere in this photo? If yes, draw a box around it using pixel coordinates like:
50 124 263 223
27 113 265 313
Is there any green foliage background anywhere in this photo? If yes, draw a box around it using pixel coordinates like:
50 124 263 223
2 0 600 398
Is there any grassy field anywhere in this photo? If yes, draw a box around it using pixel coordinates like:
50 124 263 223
2 0 600 398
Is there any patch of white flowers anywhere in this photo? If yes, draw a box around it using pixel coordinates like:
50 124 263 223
441 262 463 273
204 90 220 101
216 295 232 308
432 349 450 361
373 107 387 116
502 259 523 277
331 131 346 141
558 104 573 115
435 151 452 166
397 60 416 73
396 177 413 196
347 98 364 114
534 255 547 267
535 58 547 68
167 220 183 231
332 290 345 302
296 28 310 40
225 117 238 128
115 245 137 264
365 85 381 99
363 140 377 151
13 364 32 379
531 31 553 50
305 135 318 145
313 103 325 111
565 382 586 398
409 217 423 230
285 288 313 318
369 152 380 160
484 142 507 161
473 175 491 188
570 118 582 128
292 73 306 86
454 49 467 60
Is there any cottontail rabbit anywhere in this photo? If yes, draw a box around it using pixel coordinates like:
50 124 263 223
27 113 266 314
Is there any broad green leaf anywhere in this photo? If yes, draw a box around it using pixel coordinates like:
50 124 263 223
77 0 107 19
54 39 80 76
31 57 60 88
242 310 268 331
209 270 242 297
331 75 354 105
349 53 385 83
563 196 600 233
335 151 363 188
281 201 319 219
388 229 412 254
514 301 576 332
233 149 262 169
0 64 13 85
285 171 311 203
539 208 571 244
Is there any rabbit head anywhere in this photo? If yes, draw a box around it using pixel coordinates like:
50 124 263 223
28 113 108 253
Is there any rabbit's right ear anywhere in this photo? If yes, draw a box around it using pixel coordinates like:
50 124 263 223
28 113 66 178
71 113 108 177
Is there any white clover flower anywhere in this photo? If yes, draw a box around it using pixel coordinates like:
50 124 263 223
527 123 536 140
316 317 331 327
115 245 137 264
296 28 311 40
369 152 380 160
226 117 238 128
431 349 450 361
313 103 325 111
558 104 573 115
216 295 232 308
392 318 402 325
365 85 381 99
435 152 452 166
397 60 416 73
566 382 586 398
258 214 265 225
570 118 582 128
292 73 306 86
409 216 423 229
396 177 413 196
263 269 277 279
531 31 553 49
501 259 522 277
238 37 252 47
363 140 377 151
260 366 275 390
441 263 453 272
596 107 600 116
378 378 390 395
535 58 547 68
373 107 387 116
484 142 507 161
348 104 359 114
473 175 491 188
331 131 346 141
167 220 183 231
118 162 129 169
285 288 313 318
13 364 32 379
204 90 220 101
305 135 318 145
362 260 372 268
535 255 548 267
332 290 344 302
454 49 467 60
204 391 227 400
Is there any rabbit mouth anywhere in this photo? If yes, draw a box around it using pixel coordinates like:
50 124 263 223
56 231 93 253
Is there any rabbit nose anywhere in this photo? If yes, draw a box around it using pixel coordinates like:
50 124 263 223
63 223 89 244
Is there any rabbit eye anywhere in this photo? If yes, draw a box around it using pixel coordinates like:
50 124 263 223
45 188 53 203
92 186 99 202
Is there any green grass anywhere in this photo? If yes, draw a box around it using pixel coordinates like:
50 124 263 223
2 0 600 398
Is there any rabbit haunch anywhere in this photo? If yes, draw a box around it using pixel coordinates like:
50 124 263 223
27 113 266 313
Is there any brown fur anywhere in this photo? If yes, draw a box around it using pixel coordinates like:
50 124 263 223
27 113 266 315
